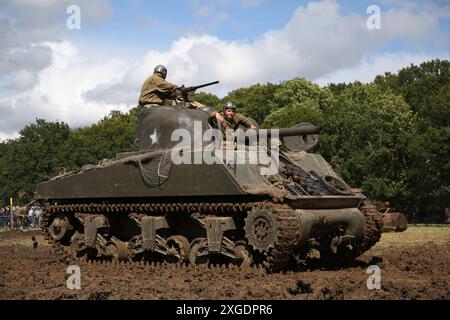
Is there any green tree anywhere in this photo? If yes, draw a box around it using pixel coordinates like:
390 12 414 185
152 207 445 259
65 109 138 169
403 127 450 221
194 92 221 109
375 59 450 127
222 83 280 124
321 82 431 219
374 59 450 220
0 119 71 205
263 78 332 128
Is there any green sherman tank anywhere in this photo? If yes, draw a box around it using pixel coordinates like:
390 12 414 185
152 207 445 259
36 105 383 272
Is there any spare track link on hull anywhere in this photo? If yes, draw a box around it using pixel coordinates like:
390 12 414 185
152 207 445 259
40 201 302 272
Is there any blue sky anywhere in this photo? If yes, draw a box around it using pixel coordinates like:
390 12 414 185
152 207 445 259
1 0 449 140
69 0 305 58
69 0 450 56
79 1 301 48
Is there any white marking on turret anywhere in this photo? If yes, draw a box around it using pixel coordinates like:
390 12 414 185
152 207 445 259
149 129 158 145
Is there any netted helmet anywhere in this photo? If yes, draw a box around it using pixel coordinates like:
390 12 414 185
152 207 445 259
153 64 167 79
223 101 236 111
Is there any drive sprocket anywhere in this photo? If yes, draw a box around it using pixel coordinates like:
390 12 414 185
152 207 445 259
244 206 278 252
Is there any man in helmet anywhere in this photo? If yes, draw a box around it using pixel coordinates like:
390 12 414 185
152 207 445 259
139 65 207 109
210 101 257 138
138 64 181 106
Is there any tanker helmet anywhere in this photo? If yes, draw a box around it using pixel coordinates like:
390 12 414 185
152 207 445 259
223 101 237 111
154 64 167 79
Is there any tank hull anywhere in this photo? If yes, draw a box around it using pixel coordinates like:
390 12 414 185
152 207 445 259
36 157 246 200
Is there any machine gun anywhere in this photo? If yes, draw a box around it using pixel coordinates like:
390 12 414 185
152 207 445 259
178 81 219 94
177 81 219 105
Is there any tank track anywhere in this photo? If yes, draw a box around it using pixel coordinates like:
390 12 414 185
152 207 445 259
263 207 301 272
43 202 251 215
358 202 383 253
40 201 382 271
40 201 301 272
40 201 250 264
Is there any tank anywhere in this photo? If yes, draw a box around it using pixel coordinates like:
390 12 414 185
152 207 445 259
36 105 383 271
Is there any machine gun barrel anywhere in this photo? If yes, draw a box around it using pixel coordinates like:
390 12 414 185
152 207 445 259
180 81 219 93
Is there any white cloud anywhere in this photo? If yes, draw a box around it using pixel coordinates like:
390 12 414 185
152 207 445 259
0 0 114 87
10 69 38 91
315 52 450 86
0 41 129 138
382 8 438 39
0 0 113 51
0 0 115 140
85 0 447 101
0 44 52 74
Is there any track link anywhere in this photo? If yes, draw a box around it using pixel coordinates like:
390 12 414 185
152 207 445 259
263 207 301 272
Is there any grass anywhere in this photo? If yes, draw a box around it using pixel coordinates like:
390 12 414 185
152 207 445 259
0 230 48 247
373 226 450 249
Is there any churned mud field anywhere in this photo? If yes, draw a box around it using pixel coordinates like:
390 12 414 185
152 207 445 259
0 227 449 300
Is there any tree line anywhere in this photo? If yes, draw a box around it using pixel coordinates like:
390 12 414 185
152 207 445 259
1 60 448 221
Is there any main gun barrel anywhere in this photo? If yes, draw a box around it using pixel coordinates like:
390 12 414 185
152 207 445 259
251 126 321 138
229 126 321 142
273 126 321 137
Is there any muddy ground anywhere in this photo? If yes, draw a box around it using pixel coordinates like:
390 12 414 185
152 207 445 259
0 227 449 300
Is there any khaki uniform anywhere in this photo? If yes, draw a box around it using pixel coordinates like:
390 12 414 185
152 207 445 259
139 73 179 106
209 111 254 138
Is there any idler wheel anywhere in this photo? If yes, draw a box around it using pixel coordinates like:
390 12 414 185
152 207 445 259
166 235 190 264
49 214 73 242
244 207 278 252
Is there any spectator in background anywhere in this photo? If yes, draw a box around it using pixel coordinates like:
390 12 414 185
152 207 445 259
12 206 18 228
34 206 42 228
0 208 5 228
1 207 11 228
28 206 35 228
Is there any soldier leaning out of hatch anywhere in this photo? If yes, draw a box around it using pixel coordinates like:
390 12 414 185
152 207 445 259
209 101 257 139
138 64 204 109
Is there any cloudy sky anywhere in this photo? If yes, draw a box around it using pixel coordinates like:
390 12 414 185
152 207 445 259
1 0 449 140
